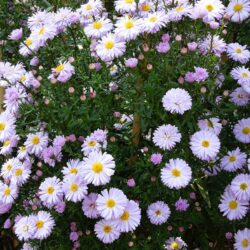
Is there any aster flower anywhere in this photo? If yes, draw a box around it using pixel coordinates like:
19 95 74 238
19 37 39 57
190 130 221 161
41 146 62 167
0 201 12 214
227 43 250 64
62 159 84 177
175 198 189 212
156 42 170 53
96 188 128 220
9 28 23 41
1 157 21 179
96 33 126 62
115 0 137 13
230 87 250 106
17 145 29 160
11 161 31 186
219 188 248 220
234 228 250 250
78 0 103 17
162 88 192 114
165 237 187 250
94 219 121 244
33 211 55 240
231 66 250 85
198 117 222 135
62 175 88 202
39 177 63 206
142 12 168 33
0 111 16 142
82 193 100 219
114 200 141 232
150 153 163 165
161 158 192 189
231 174 250 201
193 67 209 82
81 136 101 156
27 10 53 30
138 0 154 16
0 182 18 204
233 118 250 143
167 3 193 22
14 215 36 241
49 61 75 83
220 148 247 172
147 201 171 225
153 124 182 151
82 151 115 186
226 0 250 23
24 132 48 157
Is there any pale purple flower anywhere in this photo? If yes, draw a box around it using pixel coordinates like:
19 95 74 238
125 58 138 68
156 42 170 53
3 218 12 229
150 153 163 165
55 201 66 213
194 67 209 82
162 33 170 42
53 135 66 148
82 193 100 219
187 42 198 51
9 28 23 41
30 57 39 66
127 178 136 187
175 198 189 212
70 231 79 242
185 72 196 83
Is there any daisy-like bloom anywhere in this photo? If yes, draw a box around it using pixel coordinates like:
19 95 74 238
19 36 39 57
190 130 220 161
24 132 48 157
219 188 248 220
198 117 222 135
1 157 21 179
39 177 63 206
199 34 226 57
220 148 247 172
233 118 250 143
96 188 128 220
138 0 154 16
82 193 100 219
0 182 18 204
234 228 250 250
0 201 12 214
33 211 55 240
167 3 192 22
231 174 250 201
49 61 75 83
84 18 113 39
81 136 101 156
96 33 126 62
9 28 23 41
147 201 171 225
14 215 36 241
153 124 182 151
0 111 16 142
162 88 192 115
78 0 103 17
195 0 225 22
82 151 115 186
17 145 29 160
62 159 84 177
115 0 137 13
11 161 31 186
115 16 142 42
94 219 121 244
27 10 53 30
226 0 250 23
231 66 250 85
227 43 250 64
161 158 192 189
230 87 250 106
62 175 88 202
114 200 141 232
165 237 187 250
142 12 168 33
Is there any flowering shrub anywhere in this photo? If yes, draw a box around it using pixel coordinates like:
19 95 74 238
1 0 250 249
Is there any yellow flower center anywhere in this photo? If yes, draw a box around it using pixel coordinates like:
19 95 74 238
70 183 78 192
36 220 44 229
242 72 249 78
25 38 32 46
103 225 112 233
141 3 150 11
19 146 26 152
124 20 134 29
172 168 181 177
32 136 40 145
93 21 103 29
0 122 6 131
70 167 78 174
234 3 243 12
3 140 10 147
15 168 23 177
55 64 64 73
47 186 55 194
6 164 12 171
125 0 134 3
92 162 103 173
4 187 11 196
88 140 96 147
235 48 242 54
149 16 157 22
155 209 161 216
120 211 130 221
105 40 114 50
228 200 238 210
202 140 210 148
242 127 250 135
240 182 248 191
20 75 27 82
206 4 214 12
23 225 29 232
176 6 184 12
106 198 116 208
85 4 92 10
171 242 179 249
242 239 249 248
229 155 237 162
38 27 45 35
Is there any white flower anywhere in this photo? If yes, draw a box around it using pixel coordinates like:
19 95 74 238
233 118 250 143
198 117 222 135
231 174 250 201
226 0 250 23
234 228 250 250
0 181 18 204
227 43 250 64
15 216 36 241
